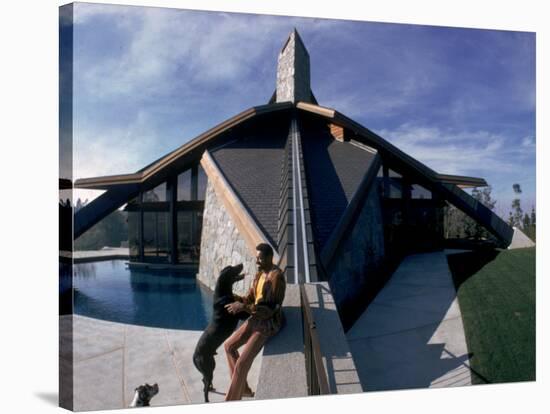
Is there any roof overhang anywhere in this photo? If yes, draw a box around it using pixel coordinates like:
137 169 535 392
74 102 294 190
435 173 488 188
76 100 489 192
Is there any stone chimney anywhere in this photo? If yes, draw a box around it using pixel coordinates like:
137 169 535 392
276 29 312 103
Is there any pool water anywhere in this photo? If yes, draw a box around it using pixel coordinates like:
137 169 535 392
73 260 213 330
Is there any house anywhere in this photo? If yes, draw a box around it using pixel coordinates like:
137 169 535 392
74 29 523 314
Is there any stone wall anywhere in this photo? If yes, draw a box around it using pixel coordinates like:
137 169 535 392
327 185 385 311
276 31 311 103
197 180 257 295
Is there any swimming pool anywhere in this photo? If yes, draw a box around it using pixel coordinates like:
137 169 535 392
73 260 213 330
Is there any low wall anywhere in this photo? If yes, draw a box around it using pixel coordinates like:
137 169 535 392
327 185 385 312
303 282 363 394
255 285 308 399
256 282 362 399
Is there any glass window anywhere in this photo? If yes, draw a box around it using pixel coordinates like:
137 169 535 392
197 165 207 201
411 184 432 199
177 169 192 201
143 211 170 262
143 182 167 202
127 211 140 260
388 170 403 199
177 210 203 263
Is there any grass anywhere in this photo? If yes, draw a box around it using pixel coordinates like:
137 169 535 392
447 247 536 384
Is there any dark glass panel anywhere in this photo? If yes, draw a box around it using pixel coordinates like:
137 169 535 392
143 182 167 202
128 211 140 261
197 165 207 201
177 210 203 263
143 211 170 262
411 184 432 199
177 169 192 201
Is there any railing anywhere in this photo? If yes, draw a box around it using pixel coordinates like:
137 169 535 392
299 284 330 395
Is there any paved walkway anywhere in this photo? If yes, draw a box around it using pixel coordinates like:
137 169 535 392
60 315 263 411
346 251 473 392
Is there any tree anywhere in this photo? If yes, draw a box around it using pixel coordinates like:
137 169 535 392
522 213 531 229
444 185 497 241
524 205 536 241
74 209 128 250
510 183 524 228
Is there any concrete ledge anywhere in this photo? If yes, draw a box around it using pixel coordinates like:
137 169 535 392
128 262 198 272
255 285 308 399
62 248 130 263
303 282 363 394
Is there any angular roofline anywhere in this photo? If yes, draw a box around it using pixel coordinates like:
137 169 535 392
75 100 513 245
320 152 382 268
294 102 513 246
75 102 293 189
78 100 486 192
296 101 440 180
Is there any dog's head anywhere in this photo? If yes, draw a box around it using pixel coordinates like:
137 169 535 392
216 263 244 295
132 383 159 407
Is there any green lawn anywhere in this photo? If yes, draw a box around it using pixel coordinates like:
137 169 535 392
447 247 536 384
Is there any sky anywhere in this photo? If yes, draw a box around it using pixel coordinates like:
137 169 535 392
63 2 536 219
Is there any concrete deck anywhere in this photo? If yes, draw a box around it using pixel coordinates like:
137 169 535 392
60 315 263 411
346 251 473 392
61 247 130 263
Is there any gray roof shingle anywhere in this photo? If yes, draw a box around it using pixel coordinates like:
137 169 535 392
300 117 377 250
210 117 290 247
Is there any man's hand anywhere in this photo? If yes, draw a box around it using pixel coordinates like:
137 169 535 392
225 301 245 315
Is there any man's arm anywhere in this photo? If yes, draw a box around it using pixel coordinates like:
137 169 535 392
226 274 258 315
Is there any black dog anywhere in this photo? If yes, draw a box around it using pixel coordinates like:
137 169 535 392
129 383 159 407
193 264 249 402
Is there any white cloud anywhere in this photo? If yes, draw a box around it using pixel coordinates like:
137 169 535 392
376 124 514 175
73 109 170 180
521 135 535 147
73 5 340 101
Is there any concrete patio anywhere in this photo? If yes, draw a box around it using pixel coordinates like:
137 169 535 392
60 315 263 411
346 250 473 391
61 247 130 263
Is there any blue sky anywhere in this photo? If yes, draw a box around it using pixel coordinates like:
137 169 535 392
66 3 536 218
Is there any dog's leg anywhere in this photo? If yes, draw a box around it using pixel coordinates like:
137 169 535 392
129 390 140 408
203 354 216 403
202 377 211 403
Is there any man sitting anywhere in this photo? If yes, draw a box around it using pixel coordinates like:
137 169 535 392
223 243 286 401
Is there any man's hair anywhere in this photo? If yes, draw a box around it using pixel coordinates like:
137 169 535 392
256 243 274 258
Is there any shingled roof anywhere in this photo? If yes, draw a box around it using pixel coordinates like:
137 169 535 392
209 114 291 247
300 116 378 250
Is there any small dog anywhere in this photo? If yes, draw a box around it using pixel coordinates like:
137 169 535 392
129 383 159 407
193 264 249 402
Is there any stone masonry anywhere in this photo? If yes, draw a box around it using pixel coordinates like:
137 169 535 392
197 180 257 295
327 185 385 310
276 30 311 103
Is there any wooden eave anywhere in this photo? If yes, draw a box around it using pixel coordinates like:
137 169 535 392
436 174 488 188
74 102 293 190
